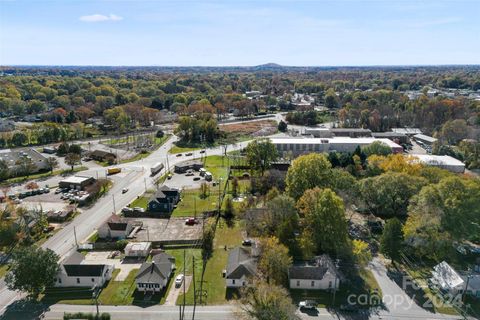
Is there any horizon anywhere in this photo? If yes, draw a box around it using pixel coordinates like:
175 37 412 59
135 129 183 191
1 0 480 66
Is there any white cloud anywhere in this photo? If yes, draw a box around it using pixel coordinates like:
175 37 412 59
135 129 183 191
79 14 123 23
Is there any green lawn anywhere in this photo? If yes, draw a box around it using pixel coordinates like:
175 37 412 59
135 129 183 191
177 220 243 305
172 156 229 217
169 145 203 154
129 195 151 210
98 269 138 305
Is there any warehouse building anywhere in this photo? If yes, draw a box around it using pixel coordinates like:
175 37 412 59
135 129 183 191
411 154 465 173
304 128 372 138
271 137 403 157
0 148 50 176
413 134 438 146
372 132 409 144
59 175 95 190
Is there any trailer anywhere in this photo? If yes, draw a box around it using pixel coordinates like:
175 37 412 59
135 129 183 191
151 162 164 176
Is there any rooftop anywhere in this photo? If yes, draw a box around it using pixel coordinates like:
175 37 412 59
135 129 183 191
59 175 94 184
431 261 464 290
270 137 402 149
411 154 465 167
413 134 438 143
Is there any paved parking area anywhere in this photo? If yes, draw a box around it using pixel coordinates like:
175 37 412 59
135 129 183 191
134 218 203 244
83 251 143 281
164 171 206 190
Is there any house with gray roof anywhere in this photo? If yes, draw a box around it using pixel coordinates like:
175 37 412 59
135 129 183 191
225 247 257 288
288 255 340 290
55 252 114 288
135 253 175 293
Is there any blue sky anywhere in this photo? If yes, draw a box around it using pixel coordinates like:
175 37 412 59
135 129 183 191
1 0 479 66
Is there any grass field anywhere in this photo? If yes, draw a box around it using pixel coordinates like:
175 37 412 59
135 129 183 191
176 220 243 305
98 269 138 305
129 195 150 210
172 155 229 217
0 264 10 278
169 145 202 154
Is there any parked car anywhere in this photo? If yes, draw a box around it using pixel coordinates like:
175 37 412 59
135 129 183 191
185 152 193 156
299 300 317 310
185 218 197 225
185 170 194 176
122 207 133 213
200 150 205 154
176 153 183 157
242 239 253 246
122 188 129 194
193 177 201 181
133 207 145 213
175 274 184 288
55 188 62 194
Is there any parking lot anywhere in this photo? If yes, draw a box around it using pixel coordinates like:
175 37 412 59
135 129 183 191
134 217 203 244
163 170 209 190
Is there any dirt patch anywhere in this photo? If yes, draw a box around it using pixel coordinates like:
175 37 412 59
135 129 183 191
220 120 277 134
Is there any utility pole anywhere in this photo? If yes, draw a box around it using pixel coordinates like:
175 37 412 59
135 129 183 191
217 178 223 215
92 285 100 318
112 194 116 213
73 226 78 248
182 249 186 320
192 256 196 320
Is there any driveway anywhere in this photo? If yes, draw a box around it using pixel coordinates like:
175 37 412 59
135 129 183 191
83 251 142 281
164 275 192 306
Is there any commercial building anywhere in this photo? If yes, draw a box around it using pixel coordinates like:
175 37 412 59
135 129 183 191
58 175 95 190
0 148 50 176
174 160 203 174
411 154 465 173
372 132 409 145
270 137 403 157
391 128 422 136
413 134 438 146
304 128 372 138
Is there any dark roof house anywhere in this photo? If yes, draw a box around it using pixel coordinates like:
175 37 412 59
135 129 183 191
97 214 134 239
148 185 180 213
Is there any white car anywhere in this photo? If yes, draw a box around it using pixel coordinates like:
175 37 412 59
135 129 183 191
175 274 184 288
299 300 316 310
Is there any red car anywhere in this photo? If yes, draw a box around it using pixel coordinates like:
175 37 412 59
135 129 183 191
185 218 197 225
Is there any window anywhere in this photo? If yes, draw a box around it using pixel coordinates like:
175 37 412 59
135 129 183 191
296 280 300 287
329 281 332 288
232 279 236 285
92 278 95 282
77 278 80 284
311 281 315 287
155 284 159 288
58 278 62 283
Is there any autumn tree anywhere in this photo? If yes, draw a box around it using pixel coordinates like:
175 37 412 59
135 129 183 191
404 176 480 260
285 153 333 200
258 237 292 286
297 188 348 257
241 279 299 320
46 157 59 173
65 153 81 171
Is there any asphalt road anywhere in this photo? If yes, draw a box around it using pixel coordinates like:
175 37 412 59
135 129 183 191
0 135 251 317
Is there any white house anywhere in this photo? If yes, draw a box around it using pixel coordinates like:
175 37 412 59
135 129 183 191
55 252 114 288
135 253 175 293
97 214 134 240
225 247 257 288
125 242 152 258
288 255 340 290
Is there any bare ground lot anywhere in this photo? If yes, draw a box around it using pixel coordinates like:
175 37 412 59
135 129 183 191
133 217 203 244
219 120 277 134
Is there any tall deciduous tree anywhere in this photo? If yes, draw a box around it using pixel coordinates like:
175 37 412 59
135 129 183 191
380 218 404 262
65 153 81 171
297 188 348 257
46 157 59 173
285 153 333 200
5 246 59 298
245 139 278 176
258 237 292 286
